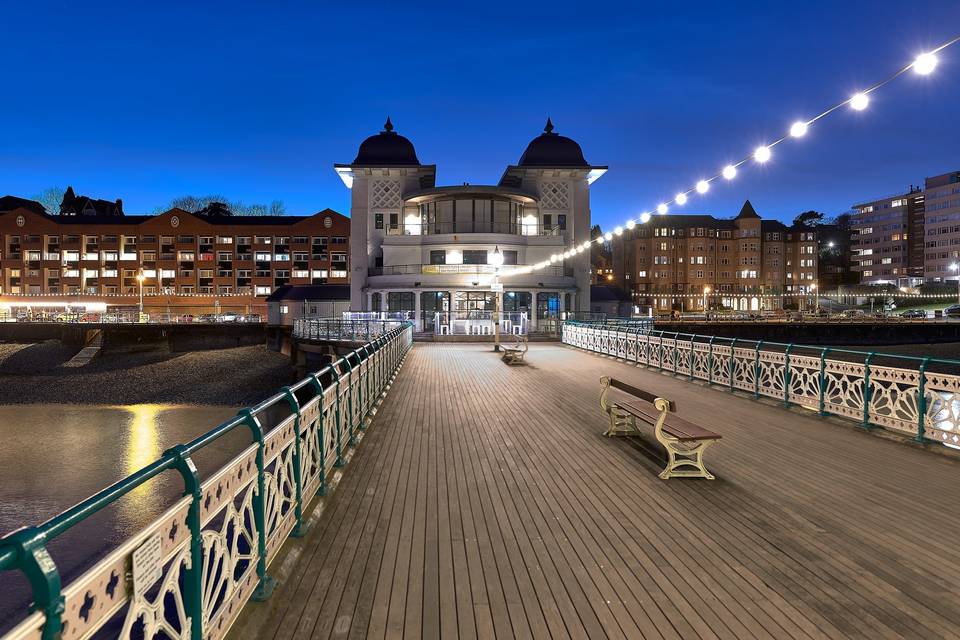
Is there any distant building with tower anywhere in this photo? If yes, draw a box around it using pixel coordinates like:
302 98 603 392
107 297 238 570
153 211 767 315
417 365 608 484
336 118 604 333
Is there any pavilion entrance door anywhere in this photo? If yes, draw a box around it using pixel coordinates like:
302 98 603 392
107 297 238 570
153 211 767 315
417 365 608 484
421 291 450 333
537 292 561 335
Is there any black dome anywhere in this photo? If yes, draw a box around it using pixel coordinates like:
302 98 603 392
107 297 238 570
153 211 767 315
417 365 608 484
352 117 420 166
518 119 588 167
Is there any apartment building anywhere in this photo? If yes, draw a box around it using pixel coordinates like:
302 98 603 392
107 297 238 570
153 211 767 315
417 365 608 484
923 171 960 281
613 201 817 312
0 199 349 314
850 187 924 286
851 170 960 286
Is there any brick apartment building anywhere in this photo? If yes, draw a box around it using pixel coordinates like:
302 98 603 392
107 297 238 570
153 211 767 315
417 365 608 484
612 201 818 312
0 192 349 315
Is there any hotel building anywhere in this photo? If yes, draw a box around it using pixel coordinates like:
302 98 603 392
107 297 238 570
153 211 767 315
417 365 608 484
336 119 604 332
612 201 818 312
0 195 349 316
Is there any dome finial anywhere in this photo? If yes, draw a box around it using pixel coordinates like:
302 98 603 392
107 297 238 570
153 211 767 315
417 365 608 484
383 116 394 133
544 117 555 134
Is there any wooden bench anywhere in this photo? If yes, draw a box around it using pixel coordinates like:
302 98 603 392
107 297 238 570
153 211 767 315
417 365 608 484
599 376 721 480
501 335 528 365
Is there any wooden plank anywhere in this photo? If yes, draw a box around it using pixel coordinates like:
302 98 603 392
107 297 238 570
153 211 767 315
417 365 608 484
229 343 960 640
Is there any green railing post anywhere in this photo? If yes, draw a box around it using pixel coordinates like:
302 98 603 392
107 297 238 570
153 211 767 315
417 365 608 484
915 358 930 443
729 338 737 392
329 365 345 467
657 331 664 370
344 353 359 438
362 344 372 417
862 352 876 430
783 344 793 407
754 340 764 398
819 348 831 416
236 409 277 601
0 529 63 640
673 332 680 374
689 335 696 381
707 336 715 386
163 445 204 639
307 373 328 496
280 387 308 537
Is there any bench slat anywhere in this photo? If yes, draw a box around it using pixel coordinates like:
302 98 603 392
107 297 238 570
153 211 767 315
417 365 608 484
615 400 721 441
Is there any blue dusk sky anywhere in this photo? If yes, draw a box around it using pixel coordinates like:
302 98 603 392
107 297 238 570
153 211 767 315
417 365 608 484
2 1 959 229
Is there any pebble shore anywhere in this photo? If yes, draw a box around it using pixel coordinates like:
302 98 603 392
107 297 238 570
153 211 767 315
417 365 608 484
0 343 294 405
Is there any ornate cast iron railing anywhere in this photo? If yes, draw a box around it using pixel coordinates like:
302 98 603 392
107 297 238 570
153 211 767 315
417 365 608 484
563 321 960 448
293 317 408 342
0 323 413 640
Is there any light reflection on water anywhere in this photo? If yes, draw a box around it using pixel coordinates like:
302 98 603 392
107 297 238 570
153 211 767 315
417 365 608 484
0 403 241 632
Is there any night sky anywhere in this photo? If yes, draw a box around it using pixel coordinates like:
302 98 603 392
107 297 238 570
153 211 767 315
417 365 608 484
2 1 959 229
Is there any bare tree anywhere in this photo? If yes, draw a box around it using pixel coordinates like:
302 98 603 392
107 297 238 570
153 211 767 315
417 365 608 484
156 195 286 216
32 186 65 215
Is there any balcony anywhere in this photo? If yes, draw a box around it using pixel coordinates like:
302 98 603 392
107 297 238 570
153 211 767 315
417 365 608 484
368 264 573 277
384 222 563 237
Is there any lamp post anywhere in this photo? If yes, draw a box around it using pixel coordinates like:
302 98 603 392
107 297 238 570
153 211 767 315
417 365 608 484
135 268 146 319
702 285 710 317
811 282 818 314
489 246 504 352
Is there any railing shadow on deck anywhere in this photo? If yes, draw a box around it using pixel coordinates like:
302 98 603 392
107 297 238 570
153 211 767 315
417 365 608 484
0 324 413 640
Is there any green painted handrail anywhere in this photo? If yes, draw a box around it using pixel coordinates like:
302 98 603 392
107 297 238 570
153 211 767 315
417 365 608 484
0 322 414 640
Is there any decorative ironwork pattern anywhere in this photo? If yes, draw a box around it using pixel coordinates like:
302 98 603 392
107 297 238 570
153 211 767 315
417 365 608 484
562 322 960 448
0 324 414 640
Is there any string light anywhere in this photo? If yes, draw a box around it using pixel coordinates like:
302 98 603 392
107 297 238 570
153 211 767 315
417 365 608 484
498 32 960 280
913 52 938 75
849 92 869 111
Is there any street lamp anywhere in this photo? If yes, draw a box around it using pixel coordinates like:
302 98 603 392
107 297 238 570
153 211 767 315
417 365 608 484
810 282 819 314
489 246 504 352
135 268 146 318
702 285 711 315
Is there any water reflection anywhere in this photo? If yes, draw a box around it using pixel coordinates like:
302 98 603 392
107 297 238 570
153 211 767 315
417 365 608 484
0 403 240 632
121 404 164 517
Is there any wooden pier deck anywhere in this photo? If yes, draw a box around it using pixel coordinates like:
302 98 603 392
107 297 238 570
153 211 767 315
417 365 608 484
233 343 960 640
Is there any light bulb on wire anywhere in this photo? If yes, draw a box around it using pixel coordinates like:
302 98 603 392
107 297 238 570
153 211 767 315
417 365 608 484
675 192 688 205
790 121 808 137
754 145 771 163
722 165 737 180
696 180 709 194
913 52 937 75
657 203 669 215
850 92 869 111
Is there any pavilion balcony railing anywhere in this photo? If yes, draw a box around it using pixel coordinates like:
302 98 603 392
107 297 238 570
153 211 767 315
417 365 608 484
384 222 563 237
294 317 411 342
0 324 413 640
562 321 960 448
368 264 573 277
